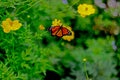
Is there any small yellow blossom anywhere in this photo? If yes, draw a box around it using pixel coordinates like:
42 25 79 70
52 19 62 26
1 18 22 33
83 58 87 62
61 42 65 46
39 25 45 30
77 4 95 17
27 15 30 18
62 26 74 41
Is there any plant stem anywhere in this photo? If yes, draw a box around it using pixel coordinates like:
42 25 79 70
16 0 40 16
84 62 89 80
11 32 14 55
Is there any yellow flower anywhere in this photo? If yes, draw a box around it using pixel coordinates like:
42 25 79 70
11 20 22 30
52 19 62 26
1 18 11 33
62 26 74 41
77 4 95 17
1 18 22 33
39 25 45 30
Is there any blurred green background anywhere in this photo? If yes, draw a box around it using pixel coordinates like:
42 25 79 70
0 0 120 80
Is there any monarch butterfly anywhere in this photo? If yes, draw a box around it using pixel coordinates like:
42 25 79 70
48 25 72 37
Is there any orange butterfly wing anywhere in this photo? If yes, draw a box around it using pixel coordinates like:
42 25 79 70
49 26 71 37
61 27 71 36
50 26 60 36
56 29 63 37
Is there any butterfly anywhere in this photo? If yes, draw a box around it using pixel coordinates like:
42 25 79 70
48 25 72 37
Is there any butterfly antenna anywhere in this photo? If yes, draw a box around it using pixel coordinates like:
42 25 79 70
60 24 63 27
47 27 52 31
69 31 72 35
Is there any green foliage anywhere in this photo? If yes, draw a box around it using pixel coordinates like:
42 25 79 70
59 37 117 80
0 0 120 80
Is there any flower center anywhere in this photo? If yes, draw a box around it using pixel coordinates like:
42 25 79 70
85 7 88 11
9 21 13 26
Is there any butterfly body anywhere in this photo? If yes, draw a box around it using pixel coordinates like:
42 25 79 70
49 26 71 37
